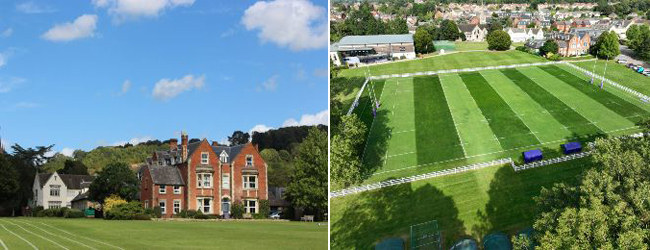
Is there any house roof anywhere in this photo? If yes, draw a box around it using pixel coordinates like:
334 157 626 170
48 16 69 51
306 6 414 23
458 24 478 33
268 186 291 207
338 34 414 45
211 144 245 163
71 191 89 202
148 165 184 185
38 173 95 190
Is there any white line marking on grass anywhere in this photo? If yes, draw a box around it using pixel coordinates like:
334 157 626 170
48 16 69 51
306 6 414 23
360 79 388 164
439 77 467 157
478 71 544 144
0 239 8 250
0 219 69 250
0 224 38 250
13 220 97 250
38 223 124 250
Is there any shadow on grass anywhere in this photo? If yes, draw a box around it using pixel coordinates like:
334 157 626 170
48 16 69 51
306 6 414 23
331 181 466 249
331 77 367 104
360 106 392 180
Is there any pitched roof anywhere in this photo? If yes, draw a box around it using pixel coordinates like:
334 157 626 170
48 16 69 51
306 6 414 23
148 165 184 185
458 24 478 33
71 191 89 202
268 186 291 207
338 34 414 45
211 144 245 163
37 173 95 189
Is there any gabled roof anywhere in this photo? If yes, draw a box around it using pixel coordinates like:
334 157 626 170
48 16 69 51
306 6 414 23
338 34 414 45
212 144 246 164
37 173 95 190
458 24 479 33
148 165 184 185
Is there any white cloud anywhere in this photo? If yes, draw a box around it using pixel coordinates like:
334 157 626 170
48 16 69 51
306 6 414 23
282 109 328 127
0 77 26 93
93 0 195 22
2 28 13 38
15 2 57 14
257 75 278 92
121 80 131 94
242 0 327 51
249 124 274 135
152 74 205 100
60 148 75 157
42 14 98 42
112 136 153 146
220 28 235 38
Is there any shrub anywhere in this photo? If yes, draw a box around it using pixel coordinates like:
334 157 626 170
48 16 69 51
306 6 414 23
259 200 270 219
194 213 209 219
64 209 84 218
487 30 512 51
231 202 245 219
548 53 561 61
253 213 266 219
32 206 44 216
400 55 406 60
103 194 127 213
152 206 162 218
133 214 151 220
105 201 144 220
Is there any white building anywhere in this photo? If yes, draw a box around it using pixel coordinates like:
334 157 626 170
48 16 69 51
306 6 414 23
458 24 489 42
32 172 94 209
505 28 544 43
331 34 416 66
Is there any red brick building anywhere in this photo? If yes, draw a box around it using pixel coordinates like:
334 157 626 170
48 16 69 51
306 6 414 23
557 32 591 57
139 132 268 218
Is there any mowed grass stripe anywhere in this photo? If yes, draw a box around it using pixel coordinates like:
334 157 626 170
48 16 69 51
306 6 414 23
384 78 417 157
539 65 650 123
481 70 572 143
499 68 603 139
439 74 503 156
459 72 539 149
413 76 465 165
360 80 389 170
518 67 634 132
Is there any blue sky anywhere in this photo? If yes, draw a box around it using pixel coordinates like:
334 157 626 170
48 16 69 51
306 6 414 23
0 0 328 155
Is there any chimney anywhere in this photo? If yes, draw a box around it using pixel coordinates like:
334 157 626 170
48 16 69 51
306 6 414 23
181 131 188 161
169 139 178 150
212 141 219 147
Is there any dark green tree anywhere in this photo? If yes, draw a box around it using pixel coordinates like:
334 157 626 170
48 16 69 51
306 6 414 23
9 144 54 213
59 160 89 175
438 20 461 41
414 27 434 54
0 153 19 211
89 162 139 204
228 131 250 146
285 128 327 221
487 30 512 51
331 114 367 188
592 31 620 59
539 39 559 57
626 24 640 50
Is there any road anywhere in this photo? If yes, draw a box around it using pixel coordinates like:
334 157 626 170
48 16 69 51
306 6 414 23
617 45 648 68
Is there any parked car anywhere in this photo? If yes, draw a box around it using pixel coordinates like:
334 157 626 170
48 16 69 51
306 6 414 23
638 67 645 73
643 70 650 76
628 63 636 68
618 59 627 64
269 211 282 219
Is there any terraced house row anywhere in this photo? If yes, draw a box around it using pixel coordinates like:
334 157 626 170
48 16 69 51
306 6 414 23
138 132 268 218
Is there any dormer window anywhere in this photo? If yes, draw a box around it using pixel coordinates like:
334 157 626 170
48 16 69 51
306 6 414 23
246 155 253 166
201 152 209 164
220 152 228 163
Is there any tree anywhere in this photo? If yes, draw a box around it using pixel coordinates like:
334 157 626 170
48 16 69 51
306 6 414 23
487 30 512 51
0 153 19 208
88 162 139 204
331 114 367 188
630 24 650 60
228 131 250 146
438 20 461 41
626 24 640 50
531 136 650 249
414 27 434 54
592 31 620 59
539 39 559 57
261 148 292 187
9 144 54 214
489 21 503 33
285 128 327 221
59 160 89 175
387 18 408 34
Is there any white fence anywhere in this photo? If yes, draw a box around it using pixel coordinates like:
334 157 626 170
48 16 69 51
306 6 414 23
512 151 592 171
368 61 566 80
330 158 513 198
346 78 370 115
563 62 650 103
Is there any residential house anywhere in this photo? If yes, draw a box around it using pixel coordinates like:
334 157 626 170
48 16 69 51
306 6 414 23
557 32 591 57
572 20 591 28
139 132 268 218
32 172 94 209
458 24 489 42
553 21 572 33
331 34 416 65
505 28 544 43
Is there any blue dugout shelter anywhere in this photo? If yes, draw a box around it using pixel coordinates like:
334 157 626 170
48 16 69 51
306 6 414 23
562 142 582 155
523 149 543 163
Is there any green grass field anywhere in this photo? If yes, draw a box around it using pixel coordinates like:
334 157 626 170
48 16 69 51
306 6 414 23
339 51 546 77
572 60 650 96
356 64 650 183
0 217 327 249
331 158 591 249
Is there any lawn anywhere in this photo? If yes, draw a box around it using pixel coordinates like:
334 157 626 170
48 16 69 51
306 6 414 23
330 157 592 249
0 217 327 249
355 65 649 184
572 60 650 96
453 41 488 51
338 50 546 77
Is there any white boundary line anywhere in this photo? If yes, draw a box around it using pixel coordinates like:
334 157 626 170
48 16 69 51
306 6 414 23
346 78 370 115
0 224 38 250
439 75 468 157
0 239 8 250
359 79 388 166
38 222 125 250
477 71 544 144
13 220 97 250
0 219 69 250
